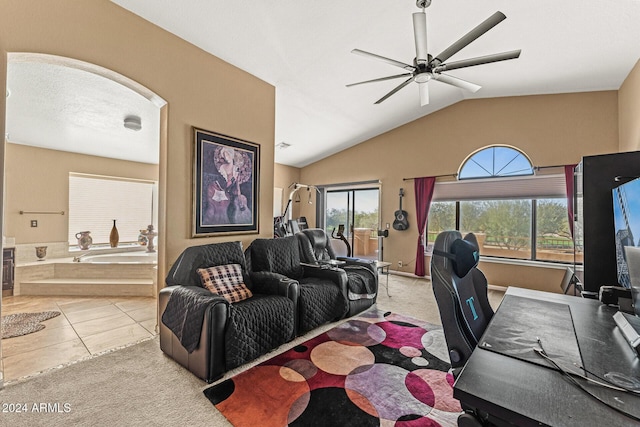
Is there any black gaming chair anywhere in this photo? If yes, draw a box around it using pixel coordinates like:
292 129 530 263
430 230 494 372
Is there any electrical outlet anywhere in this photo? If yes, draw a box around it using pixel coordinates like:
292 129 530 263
398 261 403 267
386 223 390 229
31 220 38 227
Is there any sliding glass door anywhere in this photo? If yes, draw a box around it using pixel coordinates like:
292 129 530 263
324 188 379 260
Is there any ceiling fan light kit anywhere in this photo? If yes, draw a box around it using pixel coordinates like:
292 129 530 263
348 0 521 106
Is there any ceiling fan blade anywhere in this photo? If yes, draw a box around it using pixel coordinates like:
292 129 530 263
433 73 481 93
374 77 414 104
433 49 521 72
413 12 428 62
419 82 429 106
351 49 415 71
346 73 413 88
430 11 506 66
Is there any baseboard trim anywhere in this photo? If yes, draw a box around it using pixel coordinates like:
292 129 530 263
389 270 507 292
390 270 429 279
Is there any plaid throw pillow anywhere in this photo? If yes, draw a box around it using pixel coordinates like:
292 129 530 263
197 264 253 303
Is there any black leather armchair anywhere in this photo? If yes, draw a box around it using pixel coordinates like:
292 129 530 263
245 236 349 334
159 241 298 383
296 228 378 317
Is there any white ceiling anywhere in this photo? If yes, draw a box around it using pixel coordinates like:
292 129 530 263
6 1 640 167
6 54 163 164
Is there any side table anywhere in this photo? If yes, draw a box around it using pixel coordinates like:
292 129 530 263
375 261 392 297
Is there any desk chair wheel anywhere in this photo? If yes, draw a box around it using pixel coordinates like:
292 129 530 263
458 412 484 427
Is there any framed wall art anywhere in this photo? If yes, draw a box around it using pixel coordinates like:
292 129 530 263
192 127 260 236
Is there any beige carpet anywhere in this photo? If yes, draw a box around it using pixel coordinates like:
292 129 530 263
0 336 225 427
0 274 504 427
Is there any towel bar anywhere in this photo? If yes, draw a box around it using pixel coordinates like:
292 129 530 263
19 210 65 215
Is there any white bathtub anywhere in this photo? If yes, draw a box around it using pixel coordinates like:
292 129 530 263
18 251 157 296
80 251 157 264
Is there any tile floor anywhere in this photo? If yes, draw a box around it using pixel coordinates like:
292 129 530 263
1 295 157 383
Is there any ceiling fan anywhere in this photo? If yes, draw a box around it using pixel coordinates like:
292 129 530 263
347 0 521 106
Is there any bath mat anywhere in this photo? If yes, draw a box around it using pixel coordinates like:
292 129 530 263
204 309 462 426
1 311 61 339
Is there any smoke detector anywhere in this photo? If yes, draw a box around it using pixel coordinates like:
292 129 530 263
276 142 291 150
123 115 142 131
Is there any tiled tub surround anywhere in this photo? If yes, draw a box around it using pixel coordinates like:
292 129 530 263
14 241 70 264
79 252 157 263
14 242 149 264
14 244 156 296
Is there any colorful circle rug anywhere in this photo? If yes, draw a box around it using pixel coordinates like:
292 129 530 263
204 309 462 426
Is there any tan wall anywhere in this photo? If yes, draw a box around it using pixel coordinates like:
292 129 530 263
4 143 158 244
478 261 566 294
1 50 5 323
1 51 6 230
0 0 276 280
301 91 619 291
619 59 640 152
274 163 301 219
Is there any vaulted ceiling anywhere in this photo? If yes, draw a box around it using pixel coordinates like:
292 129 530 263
6 1 640 167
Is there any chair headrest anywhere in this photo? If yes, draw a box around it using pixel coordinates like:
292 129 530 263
301 228 329 248
433 233 480 278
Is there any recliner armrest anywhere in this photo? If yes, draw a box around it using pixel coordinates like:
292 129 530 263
337 257 378 276
249 271 300 336
250 271 300 300
159 285 229 383
159 285 227 308
303 263 348 287
159 286 229 339
337 256 373 264
300 263 347 283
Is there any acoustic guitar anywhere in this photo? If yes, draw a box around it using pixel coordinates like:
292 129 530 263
393 188 409 230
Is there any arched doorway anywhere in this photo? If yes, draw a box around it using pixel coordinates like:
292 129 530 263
1 53 167 386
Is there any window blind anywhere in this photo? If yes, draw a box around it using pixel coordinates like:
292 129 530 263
432 174 567 201
68 174 155 245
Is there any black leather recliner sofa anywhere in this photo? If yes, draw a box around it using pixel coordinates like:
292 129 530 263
296 228 378 317
245 236 349 334
159 241 298 383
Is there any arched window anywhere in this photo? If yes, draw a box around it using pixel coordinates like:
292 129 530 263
458 146 533 180
427 145 578 264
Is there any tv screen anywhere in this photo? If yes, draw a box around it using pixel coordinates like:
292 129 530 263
613 177 640 316
625 246 640 317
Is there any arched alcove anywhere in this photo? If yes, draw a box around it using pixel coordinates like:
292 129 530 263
1 52 169 386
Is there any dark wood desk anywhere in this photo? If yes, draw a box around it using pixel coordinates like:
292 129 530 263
454 287 640 427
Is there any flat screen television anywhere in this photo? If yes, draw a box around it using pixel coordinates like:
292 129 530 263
612 178 640 361
612 177 640 316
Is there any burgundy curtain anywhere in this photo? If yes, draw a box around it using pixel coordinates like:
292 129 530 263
414 177 436 277
564 164 577 239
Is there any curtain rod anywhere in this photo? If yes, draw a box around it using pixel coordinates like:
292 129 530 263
315 179 381 188
534 164 572 170
403 164 575 181
403 173 457 181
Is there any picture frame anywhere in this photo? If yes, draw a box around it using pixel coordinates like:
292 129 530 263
192 127 260 237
